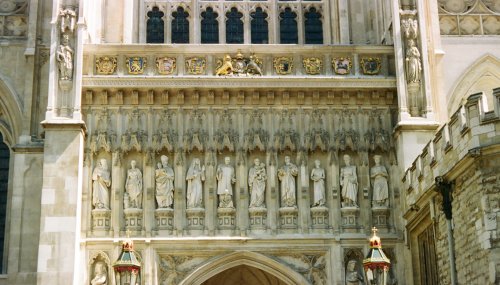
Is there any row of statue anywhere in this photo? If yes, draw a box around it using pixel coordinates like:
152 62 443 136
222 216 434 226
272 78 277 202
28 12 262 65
92 154 389 212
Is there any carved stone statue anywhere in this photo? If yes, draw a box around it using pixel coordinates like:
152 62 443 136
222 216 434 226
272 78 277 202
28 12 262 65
92 159 111 210
341 155 358 207
216 157 236 208
56 34 74 81
346 260 364 285
125 160 143 209
249 158 267 208
186 158 205 208
278 156 298 207
371 155 389 207
155 155 174 208
90 261 107 285
311 160 326 207
405 39 422 84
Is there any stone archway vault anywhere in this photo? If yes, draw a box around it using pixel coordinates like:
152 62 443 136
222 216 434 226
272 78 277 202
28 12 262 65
178 251 310 285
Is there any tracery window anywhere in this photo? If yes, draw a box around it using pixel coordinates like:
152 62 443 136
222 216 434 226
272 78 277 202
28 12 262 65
171 7 189 43
226 7 244 44
280 7 298 44
251 7 269 44
304 7 323 44
146 6 164 43
201 7 219 43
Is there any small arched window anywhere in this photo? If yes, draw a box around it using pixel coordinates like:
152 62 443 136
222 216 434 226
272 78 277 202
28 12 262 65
251 7 269 44
0 133 9 271
304 7 323 44
280 7 298 44
201 7 219 43
146 6 164 43
226 7 244 44
172 7 189 43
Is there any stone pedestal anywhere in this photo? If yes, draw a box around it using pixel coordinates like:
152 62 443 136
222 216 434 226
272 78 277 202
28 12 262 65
408 83 421 117
279 207 298 230
249 207 267 230
341 207 360 232
186 208 205 230
311 206 329 230
155 208 174 234
372 207 390 231
217 207 236 230
124 208 143 233
91 209 111 235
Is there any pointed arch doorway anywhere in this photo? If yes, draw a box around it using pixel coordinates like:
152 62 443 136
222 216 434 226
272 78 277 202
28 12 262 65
178 251 309 285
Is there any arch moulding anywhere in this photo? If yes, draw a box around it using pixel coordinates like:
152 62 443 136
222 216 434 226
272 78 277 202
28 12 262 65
0 73 24 148
447 54 500 115
178 251 311 285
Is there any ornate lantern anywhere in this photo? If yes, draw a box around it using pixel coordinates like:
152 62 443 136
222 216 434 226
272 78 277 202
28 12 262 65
113 238 141 285
363 227 391 285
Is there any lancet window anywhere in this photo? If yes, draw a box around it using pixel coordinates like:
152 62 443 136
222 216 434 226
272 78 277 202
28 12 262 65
280 7 298 44
251 7 269 44
146 6 164 43
226 7 244 44
304 7 323 44
171 7 189 44
201 7 219 44
0 134 9 272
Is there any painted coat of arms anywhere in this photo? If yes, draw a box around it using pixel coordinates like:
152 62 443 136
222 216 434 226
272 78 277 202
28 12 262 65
360 57 381 75
303 57 323 75
95 56 117 75
185 57 206 75
273 57 294 75
126 57 147 74
332 57 352 75
156 57 176 75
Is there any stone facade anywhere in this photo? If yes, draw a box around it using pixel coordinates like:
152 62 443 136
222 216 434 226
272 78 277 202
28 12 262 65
0 0 497 284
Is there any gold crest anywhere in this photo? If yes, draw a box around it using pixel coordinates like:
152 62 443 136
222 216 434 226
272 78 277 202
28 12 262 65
95 56 117 75
273 57 294 75
156 57 176 75
126 57 147 75
303 57 323 75
332 57 352 75
185 57 206 75
360 57 381 75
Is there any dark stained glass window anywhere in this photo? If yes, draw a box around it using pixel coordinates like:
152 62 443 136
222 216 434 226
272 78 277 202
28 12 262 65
172 7 189 43
146 6 164 43
280 7 298 44
226 7 244 44
251 7 268 44
0 133 9 271
201 7 219 43
304 7 323 44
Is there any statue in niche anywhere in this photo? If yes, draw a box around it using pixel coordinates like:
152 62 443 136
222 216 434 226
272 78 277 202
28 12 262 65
345 260 364 285
216 157 236 208
56 34 74 81
311 160 326 207
371 155 389 207
90 261 108 285
125 160 143 209
186 158 205 208
92 159 111 210
155 155 174 208
278 156 298 207
249 158 267 208
405 39 422 84
341 155 358 207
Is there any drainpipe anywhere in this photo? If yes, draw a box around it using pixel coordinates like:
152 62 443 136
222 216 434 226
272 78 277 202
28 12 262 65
435 176 457 285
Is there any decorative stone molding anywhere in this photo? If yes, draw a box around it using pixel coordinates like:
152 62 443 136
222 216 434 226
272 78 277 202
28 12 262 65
267 253 328 285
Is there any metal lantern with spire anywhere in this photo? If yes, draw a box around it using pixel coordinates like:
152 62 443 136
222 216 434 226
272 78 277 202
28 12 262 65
363 227 391 285
113 238 141 285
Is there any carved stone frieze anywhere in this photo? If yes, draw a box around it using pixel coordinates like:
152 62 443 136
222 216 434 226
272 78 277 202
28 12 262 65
266 253 327 285
158 255 210 284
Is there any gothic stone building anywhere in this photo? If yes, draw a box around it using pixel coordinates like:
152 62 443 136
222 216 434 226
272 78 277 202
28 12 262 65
0 0 498 284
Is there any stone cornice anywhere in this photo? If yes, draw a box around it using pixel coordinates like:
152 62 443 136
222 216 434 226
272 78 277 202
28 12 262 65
82 76 397 89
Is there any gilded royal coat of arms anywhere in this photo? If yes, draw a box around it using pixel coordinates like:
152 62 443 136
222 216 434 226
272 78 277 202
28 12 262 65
95 56 117 75
156 57 176 75
273 57 294 75
332 57 352 75
185 57 206 75
303 57 323 75
126 57 147 75
360 57 381 75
